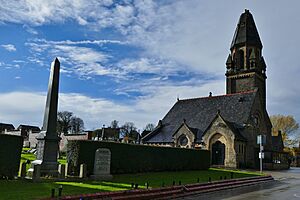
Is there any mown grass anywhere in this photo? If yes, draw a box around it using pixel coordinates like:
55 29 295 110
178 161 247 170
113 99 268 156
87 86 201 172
1 168 260 200
12 148 260 199
21 149 66 164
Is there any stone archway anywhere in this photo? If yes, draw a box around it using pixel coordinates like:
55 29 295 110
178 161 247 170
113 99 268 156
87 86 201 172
212 141 225 165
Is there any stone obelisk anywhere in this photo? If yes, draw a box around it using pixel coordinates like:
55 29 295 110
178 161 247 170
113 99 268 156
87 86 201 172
36 58 61 176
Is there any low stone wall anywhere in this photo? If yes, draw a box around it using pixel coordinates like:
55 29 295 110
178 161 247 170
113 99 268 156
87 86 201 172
264 163 289 170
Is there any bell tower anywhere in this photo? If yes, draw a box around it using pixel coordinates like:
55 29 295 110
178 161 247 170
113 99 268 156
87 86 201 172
226 9 267 108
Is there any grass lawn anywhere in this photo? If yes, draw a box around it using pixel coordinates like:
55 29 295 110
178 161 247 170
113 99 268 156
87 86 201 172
20 148 66 172
1 168 260 200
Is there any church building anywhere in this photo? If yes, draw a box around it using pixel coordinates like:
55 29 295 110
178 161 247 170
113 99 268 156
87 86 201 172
142 10 287 169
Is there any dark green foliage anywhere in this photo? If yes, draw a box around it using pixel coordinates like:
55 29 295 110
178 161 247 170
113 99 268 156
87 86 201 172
0 134 23 178
67 141 210 175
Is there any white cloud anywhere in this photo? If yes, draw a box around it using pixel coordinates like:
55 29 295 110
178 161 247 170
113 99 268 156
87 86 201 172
25 39 190 82
0 0 129 26
0 75 296 131
23 24 38 35
26 39 121 78
30 38 128 45
116 58 182 76
0 80 224 130
1 44 16 52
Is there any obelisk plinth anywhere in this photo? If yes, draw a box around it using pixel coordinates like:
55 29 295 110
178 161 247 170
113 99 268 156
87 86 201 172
35 58 61 176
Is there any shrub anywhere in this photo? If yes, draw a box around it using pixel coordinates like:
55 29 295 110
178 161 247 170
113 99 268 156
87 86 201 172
67 141 210 175
0 134 23 179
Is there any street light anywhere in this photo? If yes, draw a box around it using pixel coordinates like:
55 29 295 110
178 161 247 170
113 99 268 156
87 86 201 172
257 134 266 173
101 124 105 141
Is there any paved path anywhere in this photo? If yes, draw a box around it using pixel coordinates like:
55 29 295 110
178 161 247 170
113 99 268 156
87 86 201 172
177 167 300 200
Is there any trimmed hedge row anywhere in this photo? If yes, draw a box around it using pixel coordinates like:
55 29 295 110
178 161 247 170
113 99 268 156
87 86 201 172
67 141 210 175
0 134 23 178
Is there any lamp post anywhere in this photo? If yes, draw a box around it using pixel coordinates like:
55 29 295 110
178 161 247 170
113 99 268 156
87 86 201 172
101 124 105 141
257 134 266 173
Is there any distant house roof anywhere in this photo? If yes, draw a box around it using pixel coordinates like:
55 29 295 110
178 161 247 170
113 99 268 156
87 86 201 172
0 123 15 131
103 127 120 139
143 90 257 143
17 124 41 132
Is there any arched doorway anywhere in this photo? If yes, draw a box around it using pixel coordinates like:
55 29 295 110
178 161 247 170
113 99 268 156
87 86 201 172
212 141 225 165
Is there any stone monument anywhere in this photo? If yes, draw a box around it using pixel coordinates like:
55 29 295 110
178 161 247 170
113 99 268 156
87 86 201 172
91 148 112 180
35 58 61 176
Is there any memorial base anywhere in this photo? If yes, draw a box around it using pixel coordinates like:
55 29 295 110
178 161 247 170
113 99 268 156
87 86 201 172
90 174 113 181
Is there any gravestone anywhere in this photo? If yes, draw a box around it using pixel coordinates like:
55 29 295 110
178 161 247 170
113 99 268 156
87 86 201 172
26 160 42 181
91 148 112 180
32 164 41 182
58 164 66 179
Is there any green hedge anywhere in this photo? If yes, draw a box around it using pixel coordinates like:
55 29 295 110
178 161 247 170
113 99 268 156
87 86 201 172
67 141 210 175
0 134 23 178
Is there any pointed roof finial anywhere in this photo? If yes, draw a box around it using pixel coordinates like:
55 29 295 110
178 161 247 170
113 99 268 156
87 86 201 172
230 9 262 50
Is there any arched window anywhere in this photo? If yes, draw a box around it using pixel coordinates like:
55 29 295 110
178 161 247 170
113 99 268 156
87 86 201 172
237 50 244 70
247 49 252 69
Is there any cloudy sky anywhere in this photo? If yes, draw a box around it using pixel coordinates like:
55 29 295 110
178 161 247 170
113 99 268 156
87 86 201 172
0 0 299 131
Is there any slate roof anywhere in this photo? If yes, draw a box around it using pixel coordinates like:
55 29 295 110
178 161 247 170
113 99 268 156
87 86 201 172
230 9 262 49
0 123 15 131
143 90 257 143
17 124 41 132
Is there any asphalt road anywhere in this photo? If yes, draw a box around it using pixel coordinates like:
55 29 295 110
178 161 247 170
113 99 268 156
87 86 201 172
177 167 300 200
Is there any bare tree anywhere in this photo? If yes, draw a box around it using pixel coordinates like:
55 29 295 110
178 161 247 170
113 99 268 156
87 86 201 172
111 120 119 128
70 117 84 133
144 123 155 131
121 122 137 137
270 114 299 147
57 111 73 135
57 111 84 135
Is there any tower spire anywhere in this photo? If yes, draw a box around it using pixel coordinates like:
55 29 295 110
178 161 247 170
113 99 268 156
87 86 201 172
230 9 262 50
226 10 267 109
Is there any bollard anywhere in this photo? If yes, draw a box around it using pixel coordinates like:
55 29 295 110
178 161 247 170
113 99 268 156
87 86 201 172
79 164 87 179
145 182 149 189
197 178 200 183
58 185 63 197
172 181 175 186
51 188 55 198
131 183 134 188
208 177 211 182
134 183 138 189
65 163 69 177
178 181 181 185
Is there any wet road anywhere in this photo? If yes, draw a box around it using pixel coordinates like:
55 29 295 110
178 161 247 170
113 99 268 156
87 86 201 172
177 167 300 200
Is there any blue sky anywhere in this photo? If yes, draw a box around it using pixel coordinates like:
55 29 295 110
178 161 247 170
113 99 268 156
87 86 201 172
0 0 300 131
